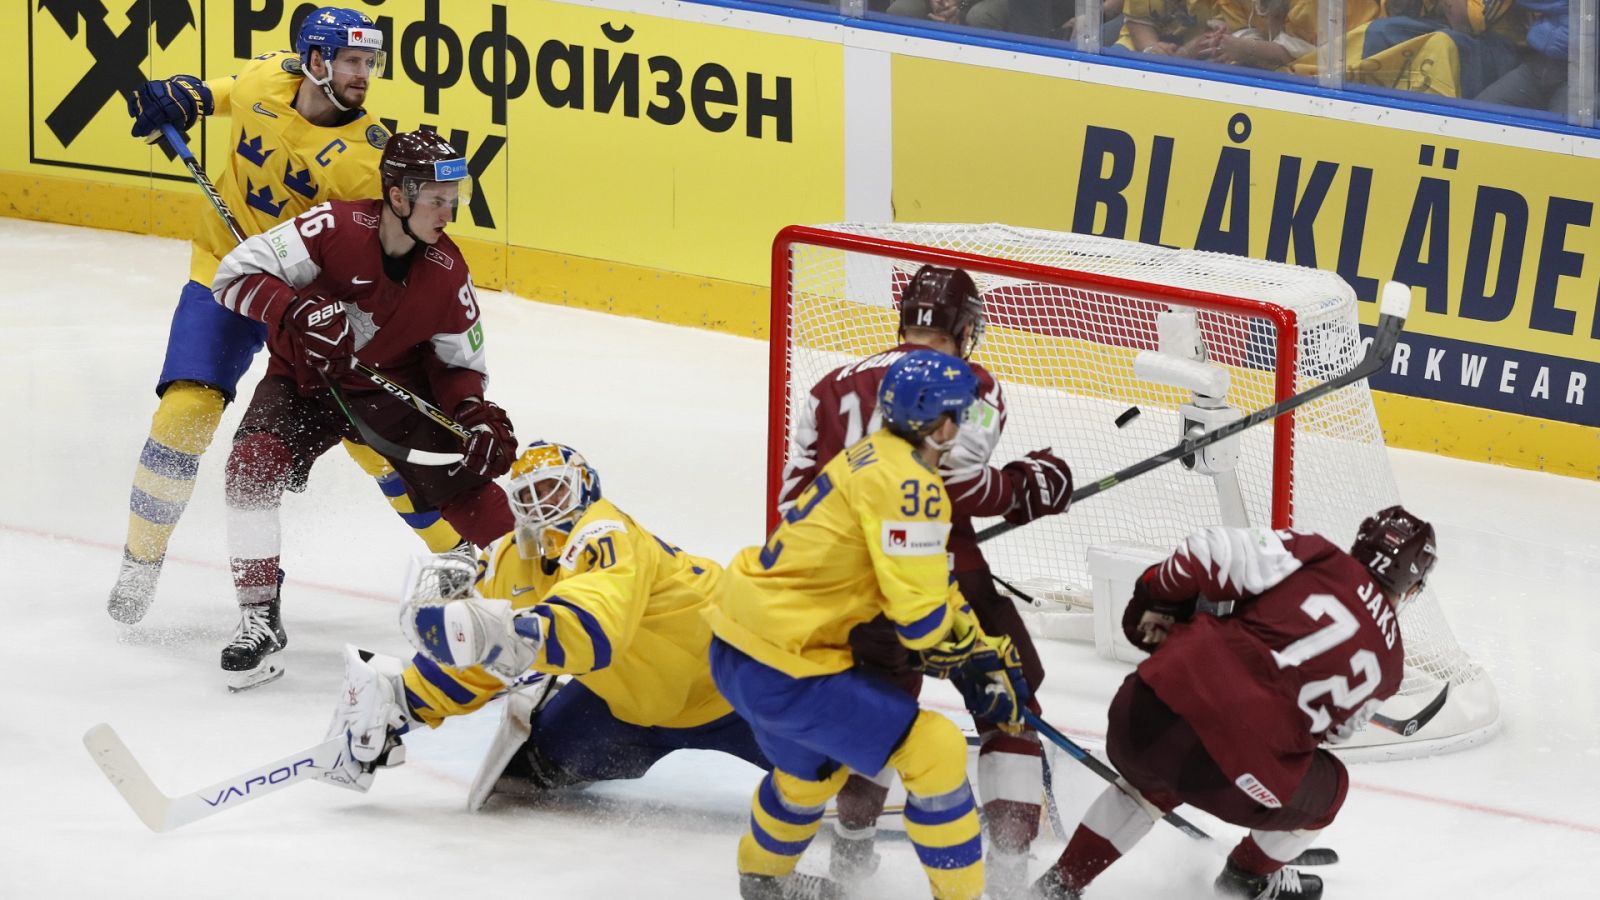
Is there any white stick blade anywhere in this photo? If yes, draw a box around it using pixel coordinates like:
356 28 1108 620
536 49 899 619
406 448 465 466
83 723 173 833
1379 281 1412 320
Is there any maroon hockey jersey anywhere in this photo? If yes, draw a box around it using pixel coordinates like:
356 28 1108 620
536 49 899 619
1136 527 1405 805
211 199 488 414
777 343 1016 573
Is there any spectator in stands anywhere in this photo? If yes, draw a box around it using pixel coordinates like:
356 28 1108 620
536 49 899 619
1353 0 1524 98
1475 0 1569 113
888 0 1011 31
1195 0 1381 71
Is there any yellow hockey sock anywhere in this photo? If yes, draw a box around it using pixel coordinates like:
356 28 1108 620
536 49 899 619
737 767 849 877
125 382 225 563
341 440 464 552
892 711 986 900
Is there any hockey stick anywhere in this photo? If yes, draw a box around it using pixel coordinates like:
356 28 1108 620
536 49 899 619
1021 709 1341 867
977 282 1413 544
159 123 468 465
83 723 355 833
1371 682 1450 736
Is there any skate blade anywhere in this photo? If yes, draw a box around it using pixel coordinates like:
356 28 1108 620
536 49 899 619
226 659 285 692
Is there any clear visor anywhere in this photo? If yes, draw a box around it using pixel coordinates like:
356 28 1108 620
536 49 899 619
328 48 386 78
404 175 474 210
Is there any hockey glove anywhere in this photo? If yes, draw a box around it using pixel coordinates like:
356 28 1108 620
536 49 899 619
950 638 1031 727
323 645 419 793
1120 564 1195 652
401 592 544 684
126 75 213 141
1001 448 1073 524
455 398 517 478
283 295 356 377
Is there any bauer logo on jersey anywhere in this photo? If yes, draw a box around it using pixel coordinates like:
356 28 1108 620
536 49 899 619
881 520 950 557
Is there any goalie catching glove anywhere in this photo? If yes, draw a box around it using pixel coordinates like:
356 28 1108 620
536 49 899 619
323 645 419 792
918 606 1030 726
398 552 543 683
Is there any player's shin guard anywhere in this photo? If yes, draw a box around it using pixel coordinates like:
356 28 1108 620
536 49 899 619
1045 779 1163 894
225 432 293 606
891 711 985 900
341 440 463 553
739 768 850 878
112 382 225 622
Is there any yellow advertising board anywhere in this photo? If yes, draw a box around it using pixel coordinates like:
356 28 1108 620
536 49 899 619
893 55 1598 475
2 0 844 333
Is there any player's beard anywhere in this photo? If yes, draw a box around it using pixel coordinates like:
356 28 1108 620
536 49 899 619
335 80 367 110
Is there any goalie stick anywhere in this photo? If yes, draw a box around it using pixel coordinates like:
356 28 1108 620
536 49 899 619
1022 710 1341 867
976 281 1413 544
159 123 467 467
82 723 359 833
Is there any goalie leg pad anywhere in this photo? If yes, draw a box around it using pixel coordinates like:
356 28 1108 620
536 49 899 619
467 676 560 811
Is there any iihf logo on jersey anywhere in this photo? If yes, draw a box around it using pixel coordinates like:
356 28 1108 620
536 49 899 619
32 1 199 165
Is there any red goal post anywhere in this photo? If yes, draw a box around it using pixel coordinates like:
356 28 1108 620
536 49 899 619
766 222 1499 757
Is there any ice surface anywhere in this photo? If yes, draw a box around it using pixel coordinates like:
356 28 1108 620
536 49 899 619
1 219 1596 898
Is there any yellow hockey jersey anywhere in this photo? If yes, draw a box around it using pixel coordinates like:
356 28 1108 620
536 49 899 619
706 430 963 678
402 499 733 730
189 50 390 284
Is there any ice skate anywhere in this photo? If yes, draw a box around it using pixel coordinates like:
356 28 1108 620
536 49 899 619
739 871 845 900
827 830 880 891
1029 866 1082 900
1214 860 1323 900
221 595 287 692
107 551 162 625
986 848 1031 900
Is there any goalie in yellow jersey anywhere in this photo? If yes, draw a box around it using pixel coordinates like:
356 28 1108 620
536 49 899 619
706 349 1032 900
108 8 465 626
321 441 770 805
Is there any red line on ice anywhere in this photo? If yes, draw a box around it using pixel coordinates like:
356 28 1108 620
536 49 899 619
2 522 397 605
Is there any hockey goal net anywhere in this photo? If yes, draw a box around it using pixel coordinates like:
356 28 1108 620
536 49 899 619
767 223 1499 756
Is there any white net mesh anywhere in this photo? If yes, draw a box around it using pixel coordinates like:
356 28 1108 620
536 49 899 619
772 222 1492 733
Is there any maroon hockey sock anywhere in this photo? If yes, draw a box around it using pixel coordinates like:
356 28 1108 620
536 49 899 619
440 482 515 547
1054 823 1122 891
1228 835 1285 878
834 773 890 832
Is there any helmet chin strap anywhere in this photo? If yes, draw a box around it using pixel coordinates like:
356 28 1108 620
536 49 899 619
386 192 427 246
307 54 352 112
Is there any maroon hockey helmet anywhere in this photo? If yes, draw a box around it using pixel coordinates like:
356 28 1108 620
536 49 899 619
897 265 985 358
1351 505 1437 600
380 130 471 206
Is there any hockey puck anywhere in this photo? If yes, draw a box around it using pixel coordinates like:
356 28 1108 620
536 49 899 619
1114 406 1141 429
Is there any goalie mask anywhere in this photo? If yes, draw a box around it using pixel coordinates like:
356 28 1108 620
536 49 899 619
507 441 602 560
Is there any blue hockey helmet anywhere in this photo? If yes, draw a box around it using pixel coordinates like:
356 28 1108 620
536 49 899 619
879 349 979 439
296 8 386 109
